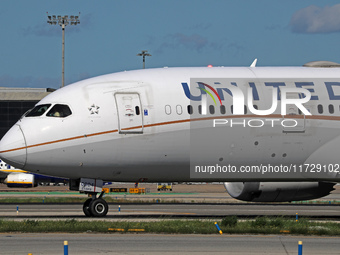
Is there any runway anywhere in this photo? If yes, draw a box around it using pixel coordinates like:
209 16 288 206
0 186 339 254
0 233 339 255
1 183 340 204
0 203 339 219
0 184 339 219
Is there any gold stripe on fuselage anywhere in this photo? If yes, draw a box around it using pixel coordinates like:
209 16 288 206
0 114 340 154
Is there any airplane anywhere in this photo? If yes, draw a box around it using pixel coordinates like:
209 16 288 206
0 60 339 217
0 159 68 188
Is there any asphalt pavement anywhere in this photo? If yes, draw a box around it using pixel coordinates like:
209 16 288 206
0 203 339 219
0 233 339 255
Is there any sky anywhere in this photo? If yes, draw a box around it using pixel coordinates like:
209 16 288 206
1 1 340 89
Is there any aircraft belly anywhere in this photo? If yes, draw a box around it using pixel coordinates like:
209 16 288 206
24 129 190 181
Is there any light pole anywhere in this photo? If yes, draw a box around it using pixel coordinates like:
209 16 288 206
47 13 80 87
137 50 151 69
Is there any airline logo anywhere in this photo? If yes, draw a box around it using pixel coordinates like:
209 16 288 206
197 82 223 106
182 79 312 116
197 82 223 115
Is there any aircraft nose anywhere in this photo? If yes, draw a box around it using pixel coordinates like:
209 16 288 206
0 124 27 169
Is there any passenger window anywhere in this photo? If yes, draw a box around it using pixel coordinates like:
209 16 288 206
135 106 140 115
176 105 183 115
209 105 215 114
165 105 171 115
198 105 202 115
26 104 51 117
317 104 323 114
187 105 193 115
47 104 72 118
220 105 226 114
329 104 334 114
244 105 247 114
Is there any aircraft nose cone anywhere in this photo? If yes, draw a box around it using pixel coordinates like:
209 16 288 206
0 124 27 169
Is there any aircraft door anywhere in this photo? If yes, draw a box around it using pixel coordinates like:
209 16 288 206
115 93 143 134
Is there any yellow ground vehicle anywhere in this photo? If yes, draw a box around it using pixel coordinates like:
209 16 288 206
157 183 172 191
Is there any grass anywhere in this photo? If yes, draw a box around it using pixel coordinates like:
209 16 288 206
0 217 339 235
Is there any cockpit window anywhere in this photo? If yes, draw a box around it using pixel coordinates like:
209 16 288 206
26 104 51 117
47 104 72 118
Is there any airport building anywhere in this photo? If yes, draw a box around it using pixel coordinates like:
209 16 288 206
0 87 55 139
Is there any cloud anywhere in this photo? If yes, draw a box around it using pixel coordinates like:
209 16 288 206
290 4 340 34
172 33 208 50
155 33 224 54
22 13 92 37
22 24 60 37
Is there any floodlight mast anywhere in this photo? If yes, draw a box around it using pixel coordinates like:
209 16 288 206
47 12 80 88
137 50 152 69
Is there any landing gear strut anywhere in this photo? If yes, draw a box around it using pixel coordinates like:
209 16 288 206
69 178 109 217
83 191 109 217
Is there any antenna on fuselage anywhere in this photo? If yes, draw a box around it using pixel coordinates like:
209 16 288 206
250 58 257 67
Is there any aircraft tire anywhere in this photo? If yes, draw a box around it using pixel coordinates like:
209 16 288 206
90 198 109 217
83 198 93 217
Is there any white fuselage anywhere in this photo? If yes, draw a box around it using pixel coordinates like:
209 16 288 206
0 66 340 182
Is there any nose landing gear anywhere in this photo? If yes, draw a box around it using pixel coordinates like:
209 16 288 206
69 178 109 217
83 191 109 217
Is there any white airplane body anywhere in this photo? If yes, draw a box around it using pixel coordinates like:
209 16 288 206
0 63 339 216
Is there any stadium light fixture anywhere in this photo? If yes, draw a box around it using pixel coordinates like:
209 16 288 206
137 50 152 69
47 12 80 87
